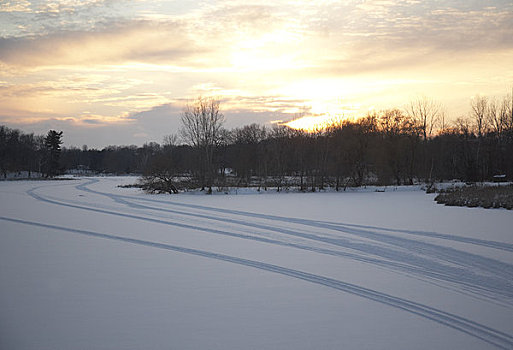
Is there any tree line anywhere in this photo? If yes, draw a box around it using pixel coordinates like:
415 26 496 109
0 126 62 178
1 92 512 192
140 93 513 193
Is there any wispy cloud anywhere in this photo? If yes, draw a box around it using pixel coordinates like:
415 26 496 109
0 20 206 69
0 0 111 13
3 1 512 70
0 1 32 13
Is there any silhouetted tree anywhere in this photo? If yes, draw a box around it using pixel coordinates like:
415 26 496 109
229 124 267 186
407 96 441 141
471 95 488 138
43 130 63 177
180 97 225 192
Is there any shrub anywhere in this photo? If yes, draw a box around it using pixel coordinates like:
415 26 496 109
434 185 513 210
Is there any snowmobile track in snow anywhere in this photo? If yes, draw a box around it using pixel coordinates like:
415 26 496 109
2 214 513 350
70 179 513 305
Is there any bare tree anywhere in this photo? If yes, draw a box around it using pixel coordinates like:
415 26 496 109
486 97 505 138
470 95 491 180
162 134 179 148
407 96 441 141
503 92 513 130
180 97 225 191
439 109 447 134
471 95 488 137
407 97 440 183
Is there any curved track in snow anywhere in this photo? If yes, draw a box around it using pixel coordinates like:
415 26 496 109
65 179 513 305
1 215 513 350
4 178 509 349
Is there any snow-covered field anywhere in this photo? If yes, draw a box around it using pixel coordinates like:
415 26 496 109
1 177 512 350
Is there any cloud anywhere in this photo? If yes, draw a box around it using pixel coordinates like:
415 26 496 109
82 118 102 124
0 0 111 13
0 109 161 148
0 20 205 68
128 103 181 122
14 117 145 148
3 1 511 73
288 0 513 63
0 1 32 13
126 103 182 140
123 100 300 143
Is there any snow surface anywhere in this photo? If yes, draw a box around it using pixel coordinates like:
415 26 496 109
1 177 512 350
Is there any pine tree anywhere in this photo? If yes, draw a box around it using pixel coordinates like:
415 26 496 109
44 130 63 177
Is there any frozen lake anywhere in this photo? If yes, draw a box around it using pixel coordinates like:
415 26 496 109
1 177 513 349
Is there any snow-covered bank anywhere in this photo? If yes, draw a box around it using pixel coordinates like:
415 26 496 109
1 177 512 349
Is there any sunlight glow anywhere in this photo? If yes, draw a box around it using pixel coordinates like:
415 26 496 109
284 114 348 132
229 28 304 72
229 50 299 72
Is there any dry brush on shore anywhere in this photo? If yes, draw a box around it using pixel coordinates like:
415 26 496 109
435 184 513 210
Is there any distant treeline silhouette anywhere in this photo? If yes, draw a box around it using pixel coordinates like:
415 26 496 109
1 93 512 191
0 127 62 178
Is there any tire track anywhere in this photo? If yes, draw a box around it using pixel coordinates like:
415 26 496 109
97 179 513 253
90 180 513 284
27 184 468 288
30 183 441 275
326 221 513 253
1 215 512 350
76 180 513 304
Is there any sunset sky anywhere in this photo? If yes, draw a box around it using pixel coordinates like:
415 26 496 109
1 0 512 148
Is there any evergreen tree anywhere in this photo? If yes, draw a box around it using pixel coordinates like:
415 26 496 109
44 130 63 177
